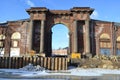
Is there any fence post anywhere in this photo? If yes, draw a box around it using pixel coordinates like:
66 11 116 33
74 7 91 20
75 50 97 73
4 57 7 68
0 57 68 70
8 57 11 68
51 58 54 70
66 58 68 70
23 57 26 67
62 58 64 70
44 57 47 68
0 57 1 68
40 57 44 67
55 58 58 70
58 58 61 70
36 57 40 65
47 57 51 70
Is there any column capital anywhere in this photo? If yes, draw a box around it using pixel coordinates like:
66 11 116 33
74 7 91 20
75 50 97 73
86 13 90 20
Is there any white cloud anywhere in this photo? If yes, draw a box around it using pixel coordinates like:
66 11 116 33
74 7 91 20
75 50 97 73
90 10 99 19
0 21 7 23
25 0 35 7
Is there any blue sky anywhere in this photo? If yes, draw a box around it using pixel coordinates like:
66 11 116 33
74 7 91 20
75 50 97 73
0 0 120 49
52 24 69 49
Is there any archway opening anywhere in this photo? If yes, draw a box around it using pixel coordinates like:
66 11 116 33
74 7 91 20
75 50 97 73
52 24 69 56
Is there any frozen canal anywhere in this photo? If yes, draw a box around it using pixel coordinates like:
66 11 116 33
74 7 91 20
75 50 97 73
0 68 120 80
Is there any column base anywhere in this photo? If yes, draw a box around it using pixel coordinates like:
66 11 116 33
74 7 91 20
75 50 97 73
39 53 46 57
85 53 92 58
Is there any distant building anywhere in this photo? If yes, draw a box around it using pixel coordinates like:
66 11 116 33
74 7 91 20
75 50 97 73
52 48 68 56
0 7 120 57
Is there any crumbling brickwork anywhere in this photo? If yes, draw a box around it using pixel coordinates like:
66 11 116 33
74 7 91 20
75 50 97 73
0 7 120 57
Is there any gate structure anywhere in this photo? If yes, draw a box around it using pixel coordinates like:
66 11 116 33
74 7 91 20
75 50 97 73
26 7 94 56
1 7 120 57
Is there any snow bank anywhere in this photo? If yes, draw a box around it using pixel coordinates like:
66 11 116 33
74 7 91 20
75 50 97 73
19 63 45 71
69 68 120 76
70 68 102 76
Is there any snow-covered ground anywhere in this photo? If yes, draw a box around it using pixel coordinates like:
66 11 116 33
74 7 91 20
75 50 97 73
0 64 120 79
0 68 120 79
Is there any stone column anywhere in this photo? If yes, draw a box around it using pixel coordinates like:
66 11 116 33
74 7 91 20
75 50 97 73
113 25 117 55
29 20 33 50
73 20 78 53
48 30 52 56
85 19 90 53
96 37 99 55
40 20 45 53
68 32 72 55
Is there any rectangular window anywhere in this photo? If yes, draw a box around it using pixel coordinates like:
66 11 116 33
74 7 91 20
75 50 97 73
13 41 18 47
107 42 111 48
0 48 4 57
100 42 103 47
100 41 111 48
117 43 120 49
100 48 111 56
11 40 19 47
116 49 120 55
0 41 4 47
10 48 20 57
103 42 106 47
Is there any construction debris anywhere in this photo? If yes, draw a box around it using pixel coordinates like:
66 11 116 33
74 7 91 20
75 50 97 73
78 55 120 69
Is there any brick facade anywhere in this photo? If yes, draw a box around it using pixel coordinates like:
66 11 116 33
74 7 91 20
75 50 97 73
0 7 120 57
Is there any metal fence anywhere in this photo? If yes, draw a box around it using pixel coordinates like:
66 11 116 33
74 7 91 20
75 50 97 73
0 57 68 70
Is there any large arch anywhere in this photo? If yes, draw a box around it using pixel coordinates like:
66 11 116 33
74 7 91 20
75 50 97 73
51 24 69 56
26 7 94 56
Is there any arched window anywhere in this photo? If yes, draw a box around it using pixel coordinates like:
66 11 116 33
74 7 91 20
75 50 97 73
11 32 21 39
0 34 5 40
0 34 5 47
10 32 21 57
100 33 110 39
99 33 111 56
11 32 21 47
116 36 120 55
0 34 5 56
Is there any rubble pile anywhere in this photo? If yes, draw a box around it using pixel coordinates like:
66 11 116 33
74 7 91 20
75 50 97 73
78 55 120 69
19 63 45 71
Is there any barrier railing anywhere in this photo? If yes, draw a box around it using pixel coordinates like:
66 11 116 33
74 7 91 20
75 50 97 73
0 57 68 70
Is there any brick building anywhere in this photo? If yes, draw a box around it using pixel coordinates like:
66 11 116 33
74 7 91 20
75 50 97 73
0 7 120 57
52 49 68 56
